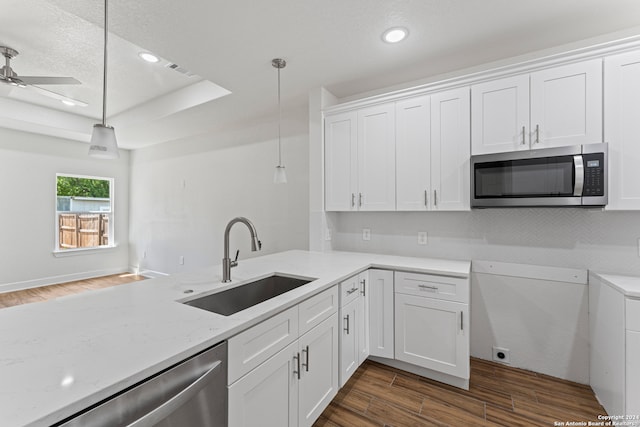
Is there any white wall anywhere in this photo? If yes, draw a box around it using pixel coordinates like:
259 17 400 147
0 128 130 292
128 117 310 276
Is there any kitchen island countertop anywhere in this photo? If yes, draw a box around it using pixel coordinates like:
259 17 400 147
0 250 470 427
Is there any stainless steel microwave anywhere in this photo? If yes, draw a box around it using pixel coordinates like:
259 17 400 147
471 143 607 208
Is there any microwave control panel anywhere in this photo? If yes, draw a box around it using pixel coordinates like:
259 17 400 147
582 153 605 196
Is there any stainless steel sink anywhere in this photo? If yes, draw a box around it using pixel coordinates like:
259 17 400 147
183 274 315 316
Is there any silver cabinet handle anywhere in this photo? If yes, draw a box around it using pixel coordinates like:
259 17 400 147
302 345 310 372
346 287 358 295
126 360 222 427
535 124 540 144
344 314 350 334
351 193 355 208
360 279 366 296
521 126 526 145
293 352 301 380
573 155 584 197
433 190 438 207
418 284 438 291
358 193 363 207
461 311 464 331
424 190 428 207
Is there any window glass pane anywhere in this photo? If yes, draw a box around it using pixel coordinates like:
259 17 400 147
56 175 113 250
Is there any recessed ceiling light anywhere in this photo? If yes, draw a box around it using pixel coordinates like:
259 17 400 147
382 27 408 43
138 52 160 63
61 100 76 106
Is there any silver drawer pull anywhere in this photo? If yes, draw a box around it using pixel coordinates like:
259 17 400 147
293 352 301 380
302 345 310 372
360 279 366 296
344 314 350 334
346 287 359 295
418 284 438 291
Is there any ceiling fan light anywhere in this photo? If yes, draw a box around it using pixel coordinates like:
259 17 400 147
88 124 119 159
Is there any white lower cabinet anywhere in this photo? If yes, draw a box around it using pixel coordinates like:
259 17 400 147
627 330 640 425
228 287 339 427
393 271 470 381
395 294 469 378
338 271 368 386
368 269 394 358
229 340 299 427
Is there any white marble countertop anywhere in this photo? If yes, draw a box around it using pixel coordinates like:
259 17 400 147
0 250 470 427
590 272 640 298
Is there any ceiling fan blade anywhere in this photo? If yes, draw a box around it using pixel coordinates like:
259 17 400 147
19 76 81 85
27 85 88 107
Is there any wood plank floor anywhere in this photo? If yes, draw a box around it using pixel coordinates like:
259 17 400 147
314 359 606 427
1 275 606 426
0 273 145 309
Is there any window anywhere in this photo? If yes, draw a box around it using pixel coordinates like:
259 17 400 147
56 174 114 251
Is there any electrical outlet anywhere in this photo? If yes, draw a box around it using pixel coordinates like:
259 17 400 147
179 256 185 265
325 228 332 241
492 346 511 364
418 232 428 245
362 228 371 241
142 251 147 259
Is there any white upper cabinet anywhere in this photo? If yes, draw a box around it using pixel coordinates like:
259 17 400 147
471 75 530 155
324 111 357 211
530 60 602 149
357 104 396 211
431 87 471 211
605 49 640 210
396 96 431 211
471 59 603 155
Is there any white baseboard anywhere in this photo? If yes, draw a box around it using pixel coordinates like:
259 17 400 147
0 267 135 294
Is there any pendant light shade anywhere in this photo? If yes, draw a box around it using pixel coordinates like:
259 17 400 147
89 0 119 159
272 58 287 184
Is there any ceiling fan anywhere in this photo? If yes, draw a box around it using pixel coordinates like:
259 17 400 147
0 45 88 106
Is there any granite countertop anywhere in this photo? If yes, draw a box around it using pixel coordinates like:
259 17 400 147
0 250 470 427
590 271 640 298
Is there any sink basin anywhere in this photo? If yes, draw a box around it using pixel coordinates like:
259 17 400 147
183 274 315 316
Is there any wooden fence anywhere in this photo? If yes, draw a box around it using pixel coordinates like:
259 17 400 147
58 213 109 249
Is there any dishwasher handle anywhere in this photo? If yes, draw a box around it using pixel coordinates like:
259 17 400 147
126 360 222 427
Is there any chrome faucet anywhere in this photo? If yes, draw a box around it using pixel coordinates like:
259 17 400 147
222 217 262 282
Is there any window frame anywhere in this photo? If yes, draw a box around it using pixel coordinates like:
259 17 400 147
53 173 116 255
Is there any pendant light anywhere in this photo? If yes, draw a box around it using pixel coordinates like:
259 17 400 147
272 58 287 184
88 0 119 159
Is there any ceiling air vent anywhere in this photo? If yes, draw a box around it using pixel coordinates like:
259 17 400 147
165 63 195 77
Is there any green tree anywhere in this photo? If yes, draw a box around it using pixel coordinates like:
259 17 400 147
57 176 110 198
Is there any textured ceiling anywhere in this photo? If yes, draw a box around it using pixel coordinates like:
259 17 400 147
1 0 640 149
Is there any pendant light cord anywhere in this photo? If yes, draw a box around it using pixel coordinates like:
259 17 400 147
277 64 282 167
101 0 109 126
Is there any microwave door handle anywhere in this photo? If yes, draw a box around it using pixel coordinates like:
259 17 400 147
573 155 584 197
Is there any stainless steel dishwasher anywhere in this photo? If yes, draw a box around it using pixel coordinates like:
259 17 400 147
57 341 227 427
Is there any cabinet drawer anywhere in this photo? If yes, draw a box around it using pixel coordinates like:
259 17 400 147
228 305 299 384
394 271 469 303
299 286 339 335
627 298 640 331
340 275 361 307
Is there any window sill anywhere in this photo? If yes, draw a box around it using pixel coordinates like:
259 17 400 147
53 245 118 258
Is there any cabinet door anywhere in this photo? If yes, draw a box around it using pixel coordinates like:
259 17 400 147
471 75 530 154
530 59 602 149
395 294 469 378
228 341 298 427
339 297 359 386
358 271 370 364
357 103 396 211
325 111 358 211
627 330 640 423
605 50 640 210
431 87 471 211
396 96 431 210
298 313 339 427
368 270 394 358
